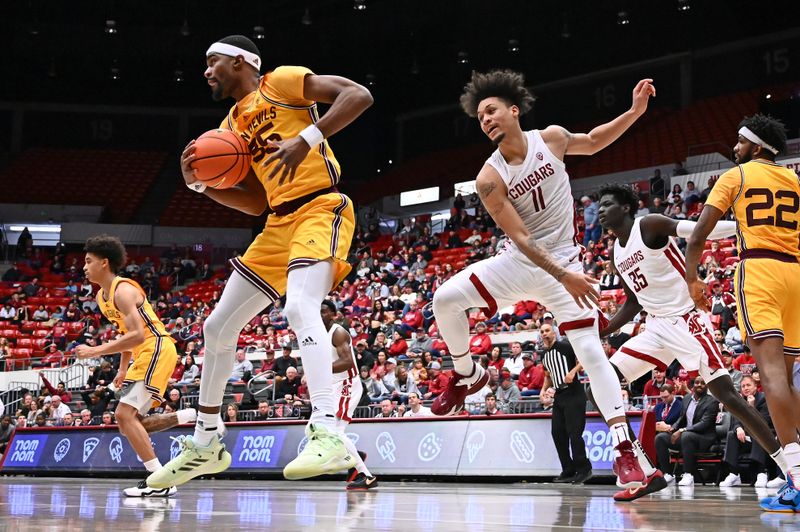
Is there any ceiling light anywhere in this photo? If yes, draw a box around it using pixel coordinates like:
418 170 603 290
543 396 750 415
617 11 630 25
457 51 469 65
105 19 118 34
174 69 185 83
180 19 191 37
365 74 376 87
354 0 366 11
507 39 520 53
253 25 266 39
677 0 691 11
301 8 312 26
561 22 571 39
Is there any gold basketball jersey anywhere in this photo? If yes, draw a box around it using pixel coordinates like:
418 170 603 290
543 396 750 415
220 66 341 209
97 277 170 339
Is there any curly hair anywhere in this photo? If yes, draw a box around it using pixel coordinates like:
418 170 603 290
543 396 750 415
459 69 536 118
739 113 788 156
598 184 639 220
84 234 127 272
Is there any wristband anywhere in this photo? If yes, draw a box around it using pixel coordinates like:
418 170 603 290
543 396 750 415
299 124 324 148
187 180 207 193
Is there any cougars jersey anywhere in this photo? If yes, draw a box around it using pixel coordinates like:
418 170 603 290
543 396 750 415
485 129 578 250
614 217 694 317
220 65 342 209
329 323 358 383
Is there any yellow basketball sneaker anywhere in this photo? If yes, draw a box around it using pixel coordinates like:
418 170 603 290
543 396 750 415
146 435 231 489
283 423 355 480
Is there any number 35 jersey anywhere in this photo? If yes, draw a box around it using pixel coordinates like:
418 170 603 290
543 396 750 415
614 217 695 317
706 159 800 260
220 65 342 209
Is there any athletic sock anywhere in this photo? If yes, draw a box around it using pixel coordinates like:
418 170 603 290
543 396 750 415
784 442 800 481
193 411 221 447
176 408 197 425
341 435 370 476
610 422 631 456
143 458 162 473
771 447 789 476
451 352 475 377
632 439 658 476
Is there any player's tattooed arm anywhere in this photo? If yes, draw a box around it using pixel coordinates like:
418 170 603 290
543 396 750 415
140 413 180 434
476 165 599 308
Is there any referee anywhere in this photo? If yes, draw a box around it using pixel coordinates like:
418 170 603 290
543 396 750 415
540 322 592 484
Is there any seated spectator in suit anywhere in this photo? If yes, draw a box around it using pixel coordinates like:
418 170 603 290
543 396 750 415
654 384 683 433
719 376 782 488
654 376 719 486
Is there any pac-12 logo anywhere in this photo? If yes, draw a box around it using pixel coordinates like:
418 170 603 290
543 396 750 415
53 438 71 463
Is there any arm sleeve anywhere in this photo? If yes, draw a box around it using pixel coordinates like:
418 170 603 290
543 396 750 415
704 168 741 214
676 220 737 239
264 66 315 106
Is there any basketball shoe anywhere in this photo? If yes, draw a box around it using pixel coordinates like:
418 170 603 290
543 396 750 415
346 451 368 483
146 435 231 489
431 363 488 416
760 475 800 513
614 470 669 502
124 480 177 497
612 440 646 489
284 423 355 480
347 473 378 491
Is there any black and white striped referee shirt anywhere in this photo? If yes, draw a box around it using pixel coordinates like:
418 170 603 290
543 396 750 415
541 340 581 392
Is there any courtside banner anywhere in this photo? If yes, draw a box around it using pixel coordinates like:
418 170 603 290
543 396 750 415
0 414 641 476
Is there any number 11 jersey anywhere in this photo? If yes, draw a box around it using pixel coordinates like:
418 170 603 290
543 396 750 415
614 217 694 317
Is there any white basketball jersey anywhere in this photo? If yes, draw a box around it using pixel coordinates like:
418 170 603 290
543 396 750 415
613 217 695 317
329 323 358 383
485 129 578 250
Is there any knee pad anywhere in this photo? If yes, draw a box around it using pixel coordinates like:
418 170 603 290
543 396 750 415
202 311 238 354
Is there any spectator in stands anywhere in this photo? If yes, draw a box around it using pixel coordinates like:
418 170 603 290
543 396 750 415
388 331 408 359
353 340 375 374
254 401 272 421
400 301 424 334
399 391 431 418
649 196 666 215
502 342 525 378
496 373 521 412
362 366 390 403
48 395 71 423
228 349 253 382
486 346 505 373
643 368 672 399
517 354 544 396
85 361 116 389
718 350 743 392
0 416 14 454
538 387 555 412
382 358 399 390
276 366 301 402
176 354 200 385
390 365 418 404
732 344 757 376
655 376 719 486
422 361 448 400
99 411 114 426
469 321 492 356
80 409 98 426
699 176 716 203
672 161 688 176
370 351 388 380
23 277 43 298
581 195 601 247
724 326 744 353
40 374 72 402
273 346 297 377
34 345 65 369
599 263 622 290
719 376 778 488
649 169 666 198
1 263 22 283
32 304 49 322
225 403 240 423
635 199 650 218
672 369 691 396
407 328 434 358
0 303 14 320
654 384 683 432
374 399 398 418
59 412 77 427
15 416 26 428
445 231 463 249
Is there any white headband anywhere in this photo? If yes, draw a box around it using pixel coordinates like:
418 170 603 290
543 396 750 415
206 42 261 71
739 126 779 154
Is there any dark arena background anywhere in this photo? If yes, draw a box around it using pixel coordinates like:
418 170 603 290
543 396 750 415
1 1 799 530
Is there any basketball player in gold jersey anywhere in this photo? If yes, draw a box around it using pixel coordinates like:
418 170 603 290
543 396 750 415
76 235 198 497
148 35 372 489
685 114 800 512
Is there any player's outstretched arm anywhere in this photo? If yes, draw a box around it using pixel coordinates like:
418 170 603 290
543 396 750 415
639 214 737 248
541 79 655 158
684 205 726 311
475 165 599 308
180 140 268 216
75 283 146 359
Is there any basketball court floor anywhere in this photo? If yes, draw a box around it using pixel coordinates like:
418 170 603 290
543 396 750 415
0 477 794 531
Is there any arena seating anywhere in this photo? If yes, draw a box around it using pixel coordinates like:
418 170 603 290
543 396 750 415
158 186 263 228
0 149 168 223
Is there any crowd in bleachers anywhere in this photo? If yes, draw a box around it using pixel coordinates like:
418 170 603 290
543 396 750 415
3 187 800 485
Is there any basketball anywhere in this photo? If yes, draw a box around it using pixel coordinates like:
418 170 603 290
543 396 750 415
191 129 252 189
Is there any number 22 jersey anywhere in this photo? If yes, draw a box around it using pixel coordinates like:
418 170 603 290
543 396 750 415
614 217 695 317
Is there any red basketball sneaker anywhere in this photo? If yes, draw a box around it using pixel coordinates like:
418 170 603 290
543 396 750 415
614 470 668 502
431 364 488 416
612 440 647 489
